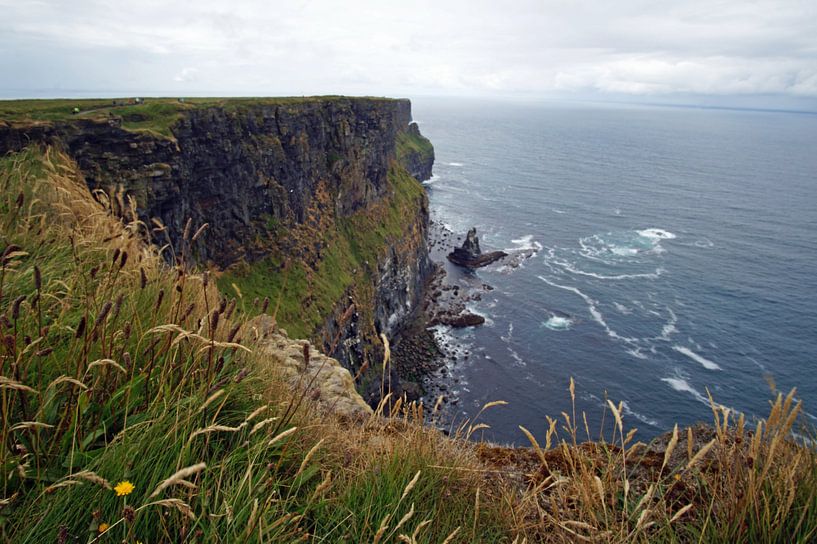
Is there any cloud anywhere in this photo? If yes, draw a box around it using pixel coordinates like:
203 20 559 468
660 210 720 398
174 67 199 83
0 0 815 105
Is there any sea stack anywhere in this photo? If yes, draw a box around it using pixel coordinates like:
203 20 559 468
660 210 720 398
447 227 507 268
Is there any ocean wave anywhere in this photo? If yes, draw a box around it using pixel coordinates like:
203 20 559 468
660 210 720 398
537 276 638 343
500 322 514 343
655 308 678 341
661 376 711 405
422 174 440 186
660 322 678 341
465 304 494 327
543 315 573 331
673 345 722 370
627 347 649 360
504 234 543 252
446 162 464 167
637 228 677 240
574 229 674 263
507 347 527 367
611 246 639 256
552 208 566 214
550 256 664 280
613 302 632 315
622 400 661 427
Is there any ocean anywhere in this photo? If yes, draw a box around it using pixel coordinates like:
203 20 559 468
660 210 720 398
410 97 817 444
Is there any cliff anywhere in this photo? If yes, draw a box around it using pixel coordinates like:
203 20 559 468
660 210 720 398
0 96 435 404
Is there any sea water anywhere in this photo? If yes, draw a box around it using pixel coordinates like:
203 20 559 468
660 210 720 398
412 97 817 443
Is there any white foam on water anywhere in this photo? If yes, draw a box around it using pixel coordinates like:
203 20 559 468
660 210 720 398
694 238 714 248
543 315 573 331
673 345 722 370
422 174 440 186
537 276 638 343
508 347 527 367
626 347 649 360
622 400 661 427
661 376 711 406
611 245 639 256
552 208 566 214
500 322 514 343
550 257 664 280
614 302 633 315
658 309 678 341
465 304 494 327
637 228 677 240
746 356 767 371
505 234 543 252
447 162 464 167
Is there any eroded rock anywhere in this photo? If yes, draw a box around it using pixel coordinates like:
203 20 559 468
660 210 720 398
447 228 507 268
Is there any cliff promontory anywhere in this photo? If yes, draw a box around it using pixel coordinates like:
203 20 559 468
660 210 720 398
0 96 435 404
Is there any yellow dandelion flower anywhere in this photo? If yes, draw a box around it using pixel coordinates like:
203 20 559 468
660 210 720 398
98 522 110 533
674 473 682 481
114 480 135 496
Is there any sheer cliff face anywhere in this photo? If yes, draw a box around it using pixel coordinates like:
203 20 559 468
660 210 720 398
0 97 435 403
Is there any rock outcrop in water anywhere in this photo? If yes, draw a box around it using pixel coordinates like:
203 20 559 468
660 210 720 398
447 227 507 268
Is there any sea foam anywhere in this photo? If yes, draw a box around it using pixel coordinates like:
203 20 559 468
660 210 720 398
673 345 722 370
637 228 677 240
543 315 572 331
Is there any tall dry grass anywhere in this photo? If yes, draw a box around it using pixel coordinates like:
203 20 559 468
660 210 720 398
1 145 815 543
500 379 817 543
0 146 507 543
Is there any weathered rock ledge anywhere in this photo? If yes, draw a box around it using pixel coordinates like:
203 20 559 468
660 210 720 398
249 315 372 419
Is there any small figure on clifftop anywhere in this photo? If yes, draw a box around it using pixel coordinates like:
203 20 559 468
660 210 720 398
447 227 507 268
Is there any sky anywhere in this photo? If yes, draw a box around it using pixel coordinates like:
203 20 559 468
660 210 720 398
1 0 816 110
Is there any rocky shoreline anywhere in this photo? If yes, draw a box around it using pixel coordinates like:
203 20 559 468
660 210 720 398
389 220 507 408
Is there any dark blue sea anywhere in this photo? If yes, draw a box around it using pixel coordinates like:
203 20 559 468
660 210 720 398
411 97 817 444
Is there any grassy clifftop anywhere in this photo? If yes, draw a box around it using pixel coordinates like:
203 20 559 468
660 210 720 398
1 145 816 543
0 96 402 138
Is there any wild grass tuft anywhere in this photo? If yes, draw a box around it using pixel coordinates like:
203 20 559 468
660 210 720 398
1 145 814 543
0 146 505 542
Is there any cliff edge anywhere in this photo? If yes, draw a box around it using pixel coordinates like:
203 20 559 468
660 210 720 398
0 96 435 405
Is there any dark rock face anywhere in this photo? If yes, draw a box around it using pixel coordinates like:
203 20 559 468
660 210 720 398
1 98 435 404
447 227 507 268
399 122 435 180
430 312 485 328
2 99 422 267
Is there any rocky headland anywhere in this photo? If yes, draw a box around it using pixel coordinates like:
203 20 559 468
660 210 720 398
0 97 435 407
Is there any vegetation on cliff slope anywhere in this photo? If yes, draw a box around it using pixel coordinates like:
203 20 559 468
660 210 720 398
0 147 504 542
217 165 422 335
1 145 816 543
396 129 434 166
217 164 425 367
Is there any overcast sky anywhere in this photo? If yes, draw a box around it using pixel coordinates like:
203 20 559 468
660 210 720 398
1 0 816 109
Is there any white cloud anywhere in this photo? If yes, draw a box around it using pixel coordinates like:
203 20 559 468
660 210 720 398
174 67 199 83
0 0 815 105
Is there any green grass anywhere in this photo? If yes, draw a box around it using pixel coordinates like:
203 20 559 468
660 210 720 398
396 129 434 165
0 147 502 543
4 145 817 544
0 96 403 139
218 164 425 341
